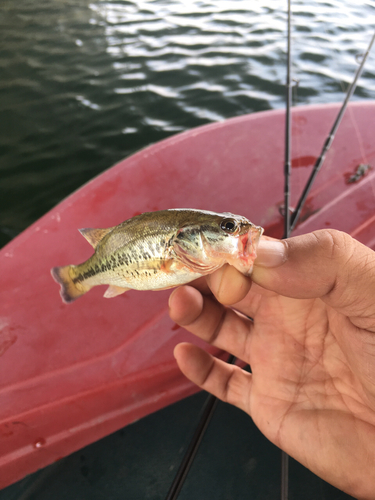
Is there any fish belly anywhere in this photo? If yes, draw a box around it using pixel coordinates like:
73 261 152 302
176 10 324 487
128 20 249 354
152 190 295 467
107 265 203 291
71 252 203 292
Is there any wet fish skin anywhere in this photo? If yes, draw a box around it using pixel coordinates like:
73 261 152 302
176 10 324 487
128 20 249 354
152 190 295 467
51 209 263 304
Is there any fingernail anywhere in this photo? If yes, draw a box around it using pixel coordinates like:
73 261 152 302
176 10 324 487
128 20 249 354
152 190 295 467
255 240 287 268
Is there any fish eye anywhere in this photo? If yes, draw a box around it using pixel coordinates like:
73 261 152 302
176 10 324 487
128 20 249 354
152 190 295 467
220 218 238 234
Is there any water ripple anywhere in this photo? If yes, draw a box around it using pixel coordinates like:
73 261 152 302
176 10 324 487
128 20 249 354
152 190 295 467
0 0 374 246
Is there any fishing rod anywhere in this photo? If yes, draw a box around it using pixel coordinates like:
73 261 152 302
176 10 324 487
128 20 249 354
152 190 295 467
165 356 235 500
165 393 220 500
281 15 375 500
283 0 292 241
280 19 375 500
289 29 375 232
281 0 292 496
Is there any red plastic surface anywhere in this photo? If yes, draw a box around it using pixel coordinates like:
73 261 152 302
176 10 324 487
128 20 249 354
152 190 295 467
0 102 374 488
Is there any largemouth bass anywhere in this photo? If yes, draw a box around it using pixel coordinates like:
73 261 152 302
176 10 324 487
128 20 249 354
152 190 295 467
51 209 263 304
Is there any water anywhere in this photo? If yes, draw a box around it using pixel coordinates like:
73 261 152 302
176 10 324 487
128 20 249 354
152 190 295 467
1 0 374 249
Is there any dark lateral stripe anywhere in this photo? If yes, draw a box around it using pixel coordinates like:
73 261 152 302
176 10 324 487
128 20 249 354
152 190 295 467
72 249 155 284
73 256 122 284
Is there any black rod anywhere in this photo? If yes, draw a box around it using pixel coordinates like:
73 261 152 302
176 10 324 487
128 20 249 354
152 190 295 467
165 355 235 500
281 1 292 498
281 447 289 500
283 0 292 240
289 30 375 232
281 24 375 500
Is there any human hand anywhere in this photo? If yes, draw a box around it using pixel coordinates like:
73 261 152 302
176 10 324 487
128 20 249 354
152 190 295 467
169 229 375 499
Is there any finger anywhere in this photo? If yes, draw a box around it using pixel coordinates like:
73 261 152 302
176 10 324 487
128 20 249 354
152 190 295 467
205 266 276 320
202 236 278 307
168 285 205 327
206 264 252 306
188 276 212 296
174 343 251 413
169 286 252 360
230 281 275 319
253 229 375 331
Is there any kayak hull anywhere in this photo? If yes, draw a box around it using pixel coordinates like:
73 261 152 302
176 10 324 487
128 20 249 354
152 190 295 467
0 102 374 488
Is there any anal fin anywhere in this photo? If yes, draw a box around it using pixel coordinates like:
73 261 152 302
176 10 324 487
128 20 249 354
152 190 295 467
104 285 130 298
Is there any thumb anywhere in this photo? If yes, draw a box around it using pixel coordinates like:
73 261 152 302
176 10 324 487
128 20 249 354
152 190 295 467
253 229 375 331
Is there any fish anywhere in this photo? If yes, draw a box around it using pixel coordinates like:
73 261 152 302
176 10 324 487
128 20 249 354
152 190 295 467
51 209 263 304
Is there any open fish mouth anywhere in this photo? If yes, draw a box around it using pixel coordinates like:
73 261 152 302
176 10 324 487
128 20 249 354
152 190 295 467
237 225 263 271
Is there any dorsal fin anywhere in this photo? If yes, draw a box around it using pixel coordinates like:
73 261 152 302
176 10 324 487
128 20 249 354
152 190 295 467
78 227 113 248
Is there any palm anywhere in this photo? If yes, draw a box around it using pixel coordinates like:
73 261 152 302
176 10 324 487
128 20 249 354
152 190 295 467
221 287 375 494
244 292 366 460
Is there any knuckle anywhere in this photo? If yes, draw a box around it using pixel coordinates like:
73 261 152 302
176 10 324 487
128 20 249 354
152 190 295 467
311 229 355 263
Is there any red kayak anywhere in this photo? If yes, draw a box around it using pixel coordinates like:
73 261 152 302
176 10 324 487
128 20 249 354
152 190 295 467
0 101 374 488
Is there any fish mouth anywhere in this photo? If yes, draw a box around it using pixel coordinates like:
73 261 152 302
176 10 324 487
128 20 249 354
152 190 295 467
238 224 263 272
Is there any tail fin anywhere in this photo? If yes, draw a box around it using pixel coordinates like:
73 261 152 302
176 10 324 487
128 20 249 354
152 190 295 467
51 266 90 304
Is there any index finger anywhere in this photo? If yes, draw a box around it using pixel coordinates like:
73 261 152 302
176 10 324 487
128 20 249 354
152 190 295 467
206 264 252 306
168 285 253 362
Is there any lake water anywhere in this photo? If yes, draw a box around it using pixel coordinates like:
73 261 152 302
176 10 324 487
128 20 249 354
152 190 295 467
1 0 374 249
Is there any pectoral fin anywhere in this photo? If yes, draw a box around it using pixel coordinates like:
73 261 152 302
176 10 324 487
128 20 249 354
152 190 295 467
103 285 130 298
